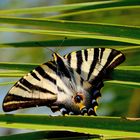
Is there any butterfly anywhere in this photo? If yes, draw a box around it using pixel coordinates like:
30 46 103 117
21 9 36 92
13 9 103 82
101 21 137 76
2 48 125 115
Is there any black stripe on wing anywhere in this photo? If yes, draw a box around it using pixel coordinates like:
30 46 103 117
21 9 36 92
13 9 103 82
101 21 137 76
65 53 71 66
87 48 99 80
3 94 56 112
44 61 56 72
84 49 88 61
100 48 105 61
15 83 29 92
53 53 73 79
19 78 55 95
76 50 83 74
35 66 56 84
30 71 41 81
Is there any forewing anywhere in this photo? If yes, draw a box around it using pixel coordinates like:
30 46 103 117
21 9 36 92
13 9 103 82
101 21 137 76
3 61 57 112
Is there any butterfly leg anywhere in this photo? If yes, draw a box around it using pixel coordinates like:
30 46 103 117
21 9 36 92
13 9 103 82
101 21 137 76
88 108 97 116
80 107 87 115
87 99 98 116
69 112 74 115
60 108 68 116
92 99 98 107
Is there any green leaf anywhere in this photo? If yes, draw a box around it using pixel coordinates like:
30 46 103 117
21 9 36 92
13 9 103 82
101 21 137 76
0 18 140 44
106 80 140 88
0 38 137 48
0 70 26 77
0 114 140 139
0 1 112 15
0 0 139 18
0 130 98 140
116 65 140 70
112 66 140 83
119 46 140 51
0 62 37 71
47 0 140 19
0 81 16 86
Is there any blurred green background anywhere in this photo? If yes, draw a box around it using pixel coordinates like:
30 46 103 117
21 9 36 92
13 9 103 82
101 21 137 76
0 0 139 136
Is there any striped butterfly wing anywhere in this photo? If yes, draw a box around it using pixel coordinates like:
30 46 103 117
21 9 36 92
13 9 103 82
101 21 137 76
3 61 58 112
64 48 125 86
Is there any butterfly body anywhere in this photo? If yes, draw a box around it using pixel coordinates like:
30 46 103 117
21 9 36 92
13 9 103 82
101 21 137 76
2 48 125 115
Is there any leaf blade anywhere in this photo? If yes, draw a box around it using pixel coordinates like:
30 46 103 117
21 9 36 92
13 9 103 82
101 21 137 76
0 24 140 45
0 38 137 48
0 114 140 139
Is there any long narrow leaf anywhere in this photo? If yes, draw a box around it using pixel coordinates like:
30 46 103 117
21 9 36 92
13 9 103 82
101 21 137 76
0 17 140 45
0 38 137 48
0 1 112 15
105 80 140 88
0 72 25 77
0 130 97 140
0 62 37 71
0 0 139 17
112 66 140 83
0 114 139 139
0 81 16 86
0 26 140 45
47 0 140 19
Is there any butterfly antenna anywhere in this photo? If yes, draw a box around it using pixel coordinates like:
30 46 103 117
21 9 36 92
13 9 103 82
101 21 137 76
35 37 67 53
59 37 67 47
